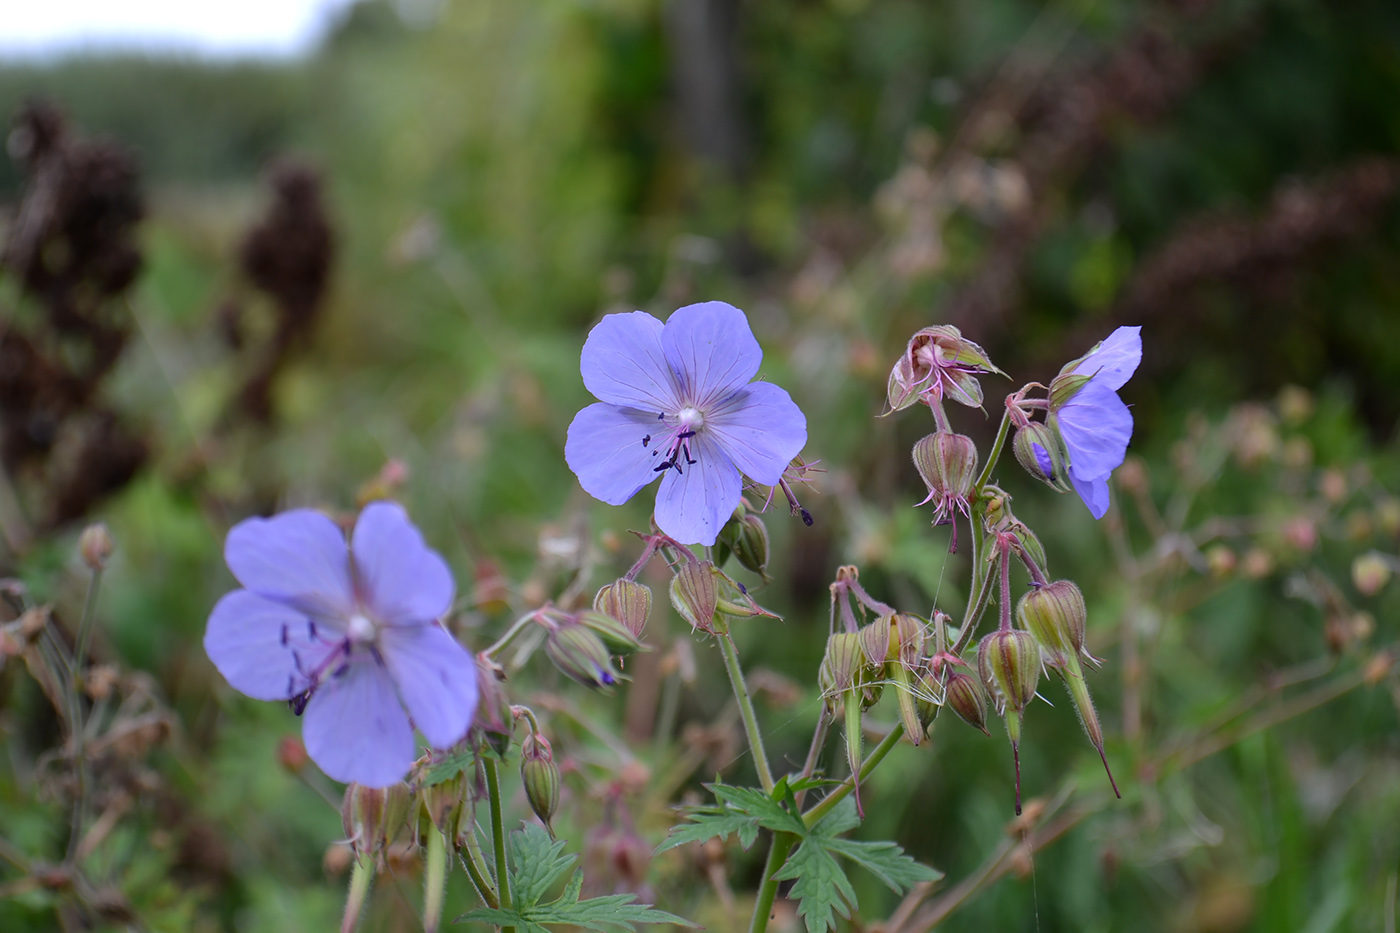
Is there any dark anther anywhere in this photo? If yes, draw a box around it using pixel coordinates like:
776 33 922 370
642 434 651 447
280 624 289 646
801 508 814 527
737 582 748 595
289 688 313 716
678 431 696 440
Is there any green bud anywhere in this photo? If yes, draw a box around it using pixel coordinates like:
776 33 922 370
545 624 622 690
860 613 895 668
1017 580 1087 667
943 669 990 735
520 733 561 832
1012 422 1072 493
912 432 978 503
472 653 514 756
733 513 771 579
889 662 925 746
818 632 866 716
341 782 412 864
669 560 718 633
891 613 926 666
1047 371 1093 411
593 579 652 640
977 630 1041 714
577 610 646 655
420 770 469 846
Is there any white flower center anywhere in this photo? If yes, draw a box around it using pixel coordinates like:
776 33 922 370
677 406 705 430
346 613 378 644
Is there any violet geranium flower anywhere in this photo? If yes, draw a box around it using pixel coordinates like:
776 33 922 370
204 502 477 787
1049 326 1142 519
565 301 807 547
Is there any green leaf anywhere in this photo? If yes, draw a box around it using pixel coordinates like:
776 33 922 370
772 838 857 933
511 823 576 907
824 838 943 892
656 781 806 854
456 824 698 930
420 748 475 787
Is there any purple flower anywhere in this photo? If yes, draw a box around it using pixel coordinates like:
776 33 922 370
565 301 807 546
204 502 477 787
1050 326 1142 519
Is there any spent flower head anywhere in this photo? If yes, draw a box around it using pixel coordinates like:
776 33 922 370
204 503 478 787
565 301 807 546
886 325 1004 413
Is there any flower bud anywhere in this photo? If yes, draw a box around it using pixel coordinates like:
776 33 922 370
1012 423 1071 493
669 560 718 633
519 733 561 832
79 523 115 571
1047 371 1092 412
977 630 1041 714
912 433 978 504
1017 581 1087 668
545 624 621 690
577 610 645 655
341 782 412 863
473 653 514 756
860 613 895 668
890 613 925 666
593 579 652 640
1352 551 1392 597
733 513 771 579
421 770 469 844
818 632 866 716
943 669 990 735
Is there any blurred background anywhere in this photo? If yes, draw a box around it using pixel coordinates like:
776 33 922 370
1 0 1399 930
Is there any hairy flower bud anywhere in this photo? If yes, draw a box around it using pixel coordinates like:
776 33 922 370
1017 580 1088 668
669 560 718 633
977 630 1041 714
79 523 115 572
818 632 866 716
1012 422 1071 493
473 653 514 756
593 579 652 640
421 770 469 844
342 782 412 863
520 733 561 831
545 624 621 690
733 513 771 579
913 433 978 504
578 610 645 655
944 669 991 735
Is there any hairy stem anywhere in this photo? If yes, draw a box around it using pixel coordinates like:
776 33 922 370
484 757 513 932
459 821 499 909
341 857 374 933
748 831 797 933
423 827 446 933
803 723 905 829
717 630 775 793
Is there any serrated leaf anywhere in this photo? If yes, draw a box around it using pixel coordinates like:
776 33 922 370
657 781 806 854
532 892 697 929
772 839 857 933
457 907 551 933
511 824 576 907
824 838 943 891
807 798 861 838
420 749 475 787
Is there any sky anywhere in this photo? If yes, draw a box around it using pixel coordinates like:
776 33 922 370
0 0 363 60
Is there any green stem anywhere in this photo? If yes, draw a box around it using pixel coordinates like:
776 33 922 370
459 821 499 908
483 757 513 932
748 831 797 933
974 408 1012 493
485 610 545 659
803 723 905 829
717 630 775 793
341 857 374 933
423 828 446 933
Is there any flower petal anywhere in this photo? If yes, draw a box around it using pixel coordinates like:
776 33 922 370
661 302 762 407
225 509 354 618
352 502 454 626
1058 380 1133 483
303 658 416 787
205 590 343 701
652 434 742 546
1071 472 1112 520
565 402 663 505
380 625 478 749
1072 326 1141 391
580 311 682 412
705 382 807 485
